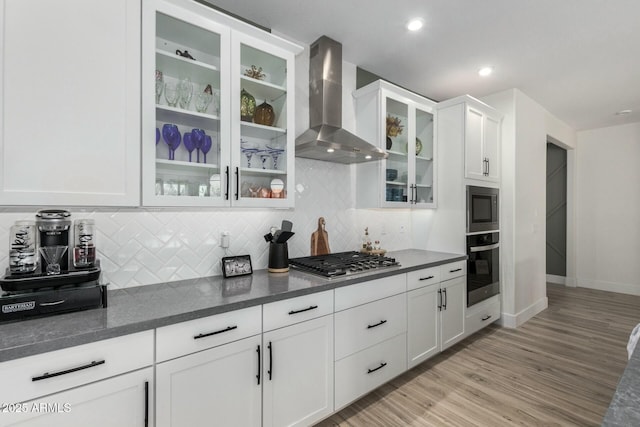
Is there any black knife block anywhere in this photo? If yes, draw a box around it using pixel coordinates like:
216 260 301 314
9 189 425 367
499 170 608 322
268 242 289 273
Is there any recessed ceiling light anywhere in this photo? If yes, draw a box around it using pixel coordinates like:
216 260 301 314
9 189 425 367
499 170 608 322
615 109 632 115
365 155 372 160
406 18 424 32
326 148 335 153
478 66 494 77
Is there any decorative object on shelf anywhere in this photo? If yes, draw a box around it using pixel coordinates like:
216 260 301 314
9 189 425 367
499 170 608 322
155 70 163 104
270 178 284 197
204 84 213 95
258 150 270 169
155 127 160 145
175 49 195 60
209 174 221 197
386 115 404 137
202 135 212 163
244 65 265 80
361 227 371 251
195 91 212 113
162 124 181 160
416 137 423 156
221 255 252 278
386 168 398 181
311 217 330 256
164 82 179 107
240 88 256 121
267 145 284 170
183 132 195 162
241 140 259 168
191 128 205 163
253 101 275 126
386 137 393 150
178 77 193 109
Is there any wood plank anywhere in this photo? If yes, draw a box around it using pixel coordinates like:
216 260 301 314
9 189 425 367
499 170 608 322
316 284 640 426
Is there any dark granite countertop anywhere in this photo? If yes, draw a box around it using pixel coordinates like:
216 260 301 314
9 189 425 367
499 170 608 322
0 249 465 363
602 345 640 426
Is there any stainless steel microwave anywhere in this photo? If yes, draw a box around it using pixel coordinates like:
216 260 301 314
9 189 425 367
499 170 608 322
467 186 499 233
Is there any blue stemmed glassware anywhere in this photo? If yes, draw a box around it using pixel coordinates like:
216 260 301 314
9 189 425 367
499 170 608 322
156 128 160 145
202 135 212 164
162 124 181 160
266 145 285 170
183 132 195 162
191 128 205 163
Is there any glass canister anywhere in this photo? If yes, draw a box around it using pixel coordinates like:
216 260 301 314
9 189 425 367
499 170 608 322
240 88 256 122
73 219 96 268
9 220 37 273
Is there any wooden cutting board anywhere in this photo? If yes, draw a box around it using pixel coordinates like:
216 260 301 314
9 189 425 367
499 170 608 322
310 217 330 256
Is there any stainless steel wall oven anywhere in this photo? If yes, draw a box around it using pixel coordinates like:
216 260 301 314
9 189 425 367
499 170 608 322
466 232 500 306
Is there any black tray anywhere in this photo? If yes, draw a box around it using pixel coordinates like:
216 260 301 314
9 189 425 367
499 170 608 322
0 266 101 292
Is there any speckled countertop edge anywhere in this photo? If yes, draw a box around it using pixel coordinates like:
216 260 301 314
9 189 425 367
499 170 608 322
0 249 466 363
602 346 640 426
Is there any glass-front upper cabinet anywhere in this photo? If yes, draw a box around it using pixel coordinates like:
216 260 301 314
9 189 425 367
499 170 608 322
142 0 301 207
354 80 437 209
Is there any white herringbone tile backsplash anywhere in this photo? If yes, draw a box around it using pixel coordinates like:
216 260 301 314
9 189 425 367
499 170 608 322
0 159 416 289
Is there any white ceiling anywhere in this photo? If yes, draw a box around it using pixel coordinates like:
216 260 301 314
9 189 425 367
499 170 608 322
204 0 640 131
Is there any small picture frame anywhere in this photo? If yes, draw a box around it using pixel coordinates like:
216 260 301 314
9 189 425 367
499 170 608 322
222 255 253 278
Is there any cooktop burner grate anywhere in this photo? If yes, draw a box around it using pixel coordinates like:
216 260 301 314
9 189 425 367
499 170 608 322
288 251 400 278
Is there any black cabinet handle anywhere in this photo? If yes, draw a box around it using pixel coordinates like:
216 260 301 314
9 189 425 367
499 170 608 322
419 275 435 281
234 167 239 200
267 341 273 380
194 325 237 340
256 345 261 385
487 159 490 176
481 315 492 321
449 268 462 273
367 362 387 374
32 360 105 382
224 166 230 200
437 289 442 311
443 288 448 310
144 381 149 427
367 319 387 329
288 305 318 315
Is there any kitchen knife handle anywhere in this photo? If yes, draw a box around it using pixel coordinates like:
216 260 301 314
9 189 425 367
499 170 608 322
256 345 261 385
32 360 105 381
288 305 318 315
267 341 273 380
367 362 387 374
224 166 230 200
144 381 149 427
193 325 237 340
234 167 239 200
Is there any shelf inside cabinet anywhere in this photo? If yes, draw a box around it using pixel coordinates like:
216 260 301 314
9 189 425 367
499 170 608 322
240 76 286 102
156 50 220 83
240 121 286 139
156 159 219 172
387 150 407 157
416 156 433 161
415 184 432 188
386 181 407 186
156 105 219 128
241 167 286 176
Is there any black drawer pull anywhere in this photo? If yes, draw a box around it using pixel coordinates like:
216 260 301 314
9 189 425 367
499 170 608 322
194 325 238 340
32 360 105 382
449 268 462 273
288 305 318 315
367 319 387 329
481 315 492 321
367 362 387 374
419 275 435 281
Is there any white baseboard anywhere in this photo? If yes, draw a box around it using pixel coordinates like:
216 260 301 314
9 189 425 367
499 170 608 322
578 278 640 296
546 274 565 285
499 296 548 328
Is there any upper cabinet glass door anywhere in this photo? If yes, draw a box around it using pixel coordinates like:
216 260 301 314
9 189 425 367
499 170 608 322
384 97 410 206
413 107 435 205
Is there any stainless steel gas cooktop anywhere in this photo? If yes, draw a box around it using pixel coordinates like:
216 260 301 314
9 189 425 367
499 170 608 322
288 251 400 278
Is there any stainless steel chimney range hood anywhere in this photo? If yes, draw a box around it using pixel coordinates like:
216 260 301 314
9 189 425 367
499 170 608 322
295 36 387 164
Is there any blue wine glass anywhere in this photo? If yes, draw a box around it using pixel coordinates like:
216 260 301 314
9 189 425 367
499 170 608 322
202 135 212 164
162 124 179 160
183 132 195 162
191 129 205 163
156 128 160 145
169 128 181 159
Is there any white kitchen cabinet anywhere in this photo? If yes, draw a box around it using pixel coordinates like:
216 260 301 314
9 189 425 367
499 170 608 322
142 0 301 207
355 80 437 208
1 367 153 427
407 264 467 368
437 95 502 183
262 315 334 427
465 293 501 336
155 335 262 427
0 0 140 206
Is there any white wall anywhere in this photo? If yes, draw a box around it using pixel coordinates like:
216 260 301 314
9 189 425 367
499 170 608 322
576 122 640 295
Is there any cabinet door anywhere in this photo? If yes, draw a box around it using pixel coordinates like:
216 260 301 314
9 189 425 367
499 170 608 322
156 334 261 427
383 94 411 207
1 368 152 427
413 106 436 207
484 114 500 182
142 0 231 206
464 106 485 181
440 276 466 350
407 285 440 368
263 315 334 427
231 32 295 207
0 0 140 206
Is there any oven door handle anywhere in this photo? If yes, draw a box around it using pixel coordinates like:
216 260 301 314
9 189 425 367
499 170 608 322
469 243 500 253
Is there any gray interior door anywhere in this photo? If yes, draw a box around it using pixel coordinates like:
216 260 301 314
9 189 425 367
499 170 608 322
546 143 567 276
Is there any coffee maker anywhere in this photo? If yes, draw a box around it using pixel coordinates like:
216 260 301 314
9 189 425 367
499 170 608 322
35 209 71 272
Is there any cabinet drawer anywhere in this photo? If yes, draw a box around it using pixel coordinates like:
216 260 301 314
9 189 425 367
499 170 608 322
335 333 407 410
335 293 406 360
335 274 406 312
0 330 153 404
440 261 466 281
466 295 501 336
156 305 262 362
263 290 333 332
407 266 441 291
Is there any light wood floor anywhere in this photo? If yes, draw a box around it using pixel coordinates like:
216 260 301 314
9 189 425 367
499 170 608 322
316 284 640 427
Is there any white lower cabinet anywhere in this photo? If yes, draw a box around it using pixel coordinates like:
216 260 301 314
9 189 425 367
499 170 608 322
440 276 466 350
1 367 153 427
262 314 334 427
465 294 501 336
155 334 262 427
335 333 407 410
